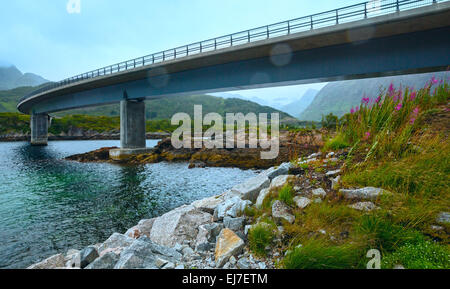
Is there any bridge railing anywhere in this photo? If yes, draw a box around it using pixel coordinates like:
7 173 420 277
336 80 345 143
20 0 446 103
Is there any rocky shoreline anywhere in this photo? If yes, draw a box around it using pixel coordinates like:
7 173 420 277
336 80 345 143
26 148 450 269
0 131 171 142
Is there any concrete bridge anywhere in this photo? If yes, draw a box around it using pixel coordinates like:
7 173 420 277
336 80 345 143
18 0 450 154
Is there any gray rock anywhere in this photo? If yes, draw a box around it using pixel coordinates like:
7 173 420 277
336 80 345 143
192 195 224 214
293 196 311 209
312 188 327 198
272 200 295 224
349 202 376 212
85 252 119 269
255 188 271 209
138 236 182 261
244 225 253 235
231 174 270 203
182 246 195 257
28 253 66 269
223 217 245 232
308 152 322 159
80 246 99 269
150 205 212 247
64 249 80 268
114 240 160 269
327 152 335 158
258 262 267 269
237 257 250 269
125 218 155 239
155 257 169 268
214 197 251 220
261 163 292 180
229 256 237 265
98 233 134 256
175 264 185 269
436 212 450 224
162 262 175 269
340 187 385 200
270 175 294 190
325 169 341 177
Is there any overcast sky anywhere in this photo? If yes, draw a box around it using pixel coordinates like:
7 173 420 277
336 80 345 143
0 0 363 99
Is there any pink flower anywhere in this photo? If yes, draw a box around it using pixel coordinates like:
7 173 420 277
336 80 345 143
364 131 371 140
410 107 419 125
362 97 370 105
431 76 438 85
350 107 355 114
375 96 382 103
410 91 417 101
395 103 402 111
388 83 395 97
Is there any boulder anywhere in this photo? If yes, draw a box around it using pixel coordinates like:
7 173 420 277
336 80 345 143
150 205 212 247
85 252 119 269
27 253 65 269
80 246 99 268
223 217 245 232
270 175 295 190
231 174 270 202
255 188 271 209
293 196 311 209
214 197 251 220
98 233 134 256
349 202 376 212
64 249 80 268
139 236 183 261
215 229 245 268
272 200 295 224
436 212 450 224
340 187 385 200
192 195 224 214
125 218 155 239
261 163 292 180
312 188 327 198
114 240 158 269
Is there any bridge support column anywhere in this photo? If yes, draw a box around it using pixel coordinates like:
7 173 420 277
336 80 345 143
30 113 48 146
110 99 151 160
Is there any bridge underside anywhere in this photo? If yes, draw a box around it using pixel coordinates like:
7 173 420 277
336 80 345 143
24 26 450 115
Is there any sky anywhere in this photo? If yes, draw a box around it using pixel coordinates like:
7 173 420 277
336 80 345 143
0 0 363 102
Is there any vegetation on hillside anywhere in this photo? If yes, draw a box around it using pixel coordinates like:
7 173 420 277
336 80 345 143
246 76 450 269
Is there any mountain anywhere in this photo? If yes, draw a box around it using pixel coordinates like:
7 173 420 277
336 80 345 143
0 66 49 90
0 86 44 112
280 89 318 118
299 72 448 121
55 94 299 124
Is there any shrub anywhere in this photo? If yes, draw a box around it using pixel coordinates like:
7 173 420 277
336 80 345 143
382 240 450 269
324 134 350 151
248 223 275 257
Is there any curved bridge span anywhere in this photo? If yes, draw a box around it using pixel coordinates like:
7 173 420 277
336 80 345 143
18 0 450 150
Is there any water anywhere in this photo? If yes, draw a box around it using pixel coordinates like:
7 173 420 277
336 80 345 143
0 140 257 269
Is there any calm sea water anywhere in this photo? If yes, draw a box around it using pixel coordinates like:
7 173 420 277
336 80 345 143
0 140 257 269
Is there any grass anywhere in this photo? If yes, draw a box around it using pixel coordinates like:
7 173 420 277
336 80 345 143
382 240 450 269
282 239 363 269
278 184 295 206
248 223 276 257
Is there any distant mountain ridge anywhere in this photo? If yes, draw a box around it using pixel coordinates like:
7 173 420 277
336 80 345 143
0 66 49 90
280 89 318 118
299 72 448 121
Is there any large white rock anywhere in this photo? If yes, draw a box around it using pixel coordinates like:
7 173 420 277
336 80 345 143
293 196 311 209
231 174 270 203
28 253 66 269
150 205 212 247
261 163 292 180
214 196 251 220
98 233 134 257
255 188 271 209
340 187 386 200
215 229 245 268
125 218 156 239
270 175 295 190
272 200 295 224
192 195 224 214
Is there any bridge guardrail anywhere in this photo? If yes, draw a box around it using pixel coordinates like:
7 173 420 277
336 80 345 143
19 0 447 103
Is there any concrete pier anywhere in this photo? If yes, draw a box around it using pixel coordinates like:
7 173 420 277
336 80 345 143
30 113 48 146
110 99 150 160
